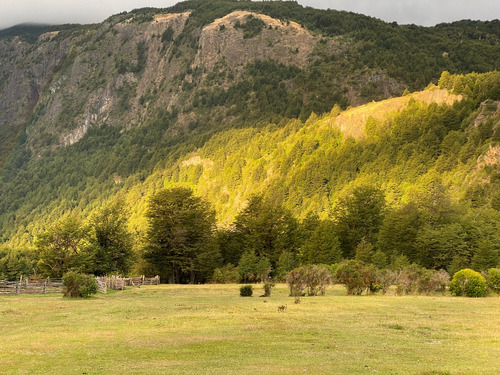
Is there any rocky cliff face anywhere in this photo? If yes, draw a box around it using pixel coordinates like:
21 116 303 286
0 8 404 166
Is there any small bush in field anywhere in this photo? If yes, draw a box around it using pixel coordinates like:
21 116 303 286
375 269 396 294
335 260 367 295
62 272 98 298
286 266 307 297
417 269 450 295
449 269 487 297
239 285 253 297
487 268 500 294
211 264 240 283
395 264 423 295
286 265 332 297
263 281 275 297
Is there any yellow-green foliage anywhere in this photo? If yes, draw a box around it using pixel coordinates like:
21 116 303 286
449 269 488 297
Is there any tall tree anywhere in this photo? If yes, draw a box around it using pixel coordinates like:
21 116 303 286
299 215 342 265
35 216 88 278
143 187 216 283
333 185 386 259
234 195 299 268
87 200 134 276
377 202 422 263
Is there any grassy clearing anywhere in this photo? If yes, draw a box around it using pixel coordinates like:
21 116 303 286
1 284 499 374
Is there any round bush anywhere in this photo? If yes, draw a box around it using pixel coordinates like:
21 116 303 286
62 272 98 298
239 285 253 297
449 269 487 297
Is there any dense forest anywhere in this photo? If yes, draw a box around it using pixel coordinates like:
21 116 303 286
2 71 500 282
0 1 500 282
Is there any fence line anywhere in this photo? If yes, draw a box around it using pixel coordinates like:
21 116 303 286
96 275 160 290
0 277 63 295
0 275 160 295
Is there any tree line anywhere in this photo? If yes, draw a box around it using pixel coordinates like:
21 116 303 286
2 184 498 283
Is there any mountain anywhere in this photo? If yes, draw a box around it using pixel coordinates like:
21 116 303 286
0 0 500 247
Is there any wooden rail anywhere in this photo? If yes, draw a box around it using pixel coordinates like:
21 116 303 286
0 278 63 295
0 275 160 295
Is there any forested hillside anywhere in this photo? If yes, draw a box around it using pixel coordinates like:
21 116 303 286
0 1 500 281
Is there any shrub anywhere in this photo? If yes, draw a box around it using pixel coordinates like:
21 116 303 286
417 269 449 295
395 264 424 295
286 267 307 297
375 269 396 294
211 264 240 283
286 265 333 297
335 260 367 295
449 269 488 297
240 285 253 297
487 268 500 294
432 269 451 294
263 281 275 297
62 272 98 298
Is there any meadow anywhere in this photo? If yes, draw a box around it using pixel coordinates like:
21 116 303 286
0 284 499 375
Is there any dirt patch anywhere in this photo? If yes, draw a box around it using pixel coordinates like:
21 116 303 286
153 12 191 23
333 88 462 139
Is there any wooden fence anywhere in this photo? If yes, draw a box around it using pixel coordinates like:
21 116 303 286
0 275 160 295
0 278 63 295
95 275 160 292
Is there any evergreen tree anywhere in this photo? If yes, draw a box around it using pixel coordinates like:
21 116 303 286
143 187 216 283
355 237 374 264
333 185 386 259
471 240 499 272
299 217 342 265
378 202 421 263
234 195 299 268
87 200 134 276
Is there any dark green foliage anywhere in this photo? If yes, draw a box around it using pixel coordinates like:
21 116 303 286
333 185 386 259
239 284 253 297
335 260 370 295
211 264 240 284
449 269 488 297
299 214 342 265
471 240 499 272
263 281 274 297
86 200 134 276
234 15 266 39
142 187 216 283
378 202 421 263
161 26 175 43
274 251 298 282
234 195 299 269
238 250 271 283
487 268 500 294
62 271 98 298
354 237 374 264
0 23 51 44
0 246 38 281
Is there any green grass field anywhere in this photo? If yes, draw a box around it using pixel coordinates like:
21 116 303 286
1 284 499 374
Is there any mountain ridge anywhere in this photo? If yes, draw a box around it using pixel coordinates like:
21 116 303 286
0 0 500 246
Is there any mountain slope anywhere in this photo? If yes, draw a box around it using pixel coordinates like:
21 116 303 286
0 1 500 245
